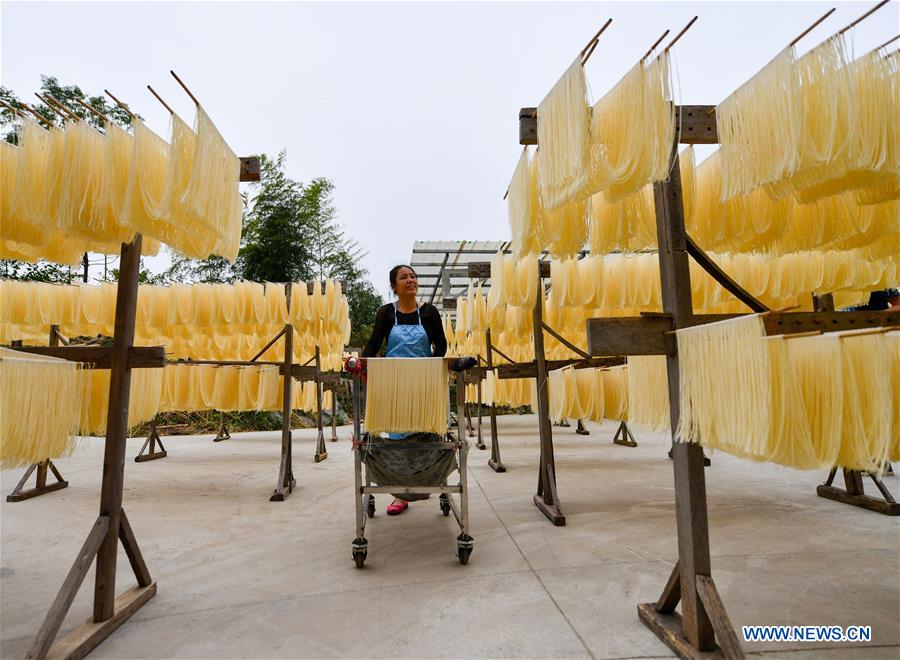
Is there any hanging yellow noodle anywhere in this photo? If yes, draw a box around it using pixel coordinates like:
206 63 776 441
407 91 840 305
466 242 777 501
676 315 771 458
508 148 544 256
887 331 900 461
588 146 693 255
851 49 899 205
601 366 628 421
676 315 895 471
0 348 83 468
535 58 591 211
365 358 449 435
181 106 243 260
585 54 675 202
625 356 669 431
716 48 800 199
79 368 164 435
764 35 856 201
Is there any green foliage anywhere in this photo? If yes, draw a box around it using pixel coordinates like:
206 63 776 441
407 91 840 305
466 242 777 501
106 260 167 285
0 260 74 283
1 76 134 143
165 252 239 284
235 153 384 337
239 152 315 282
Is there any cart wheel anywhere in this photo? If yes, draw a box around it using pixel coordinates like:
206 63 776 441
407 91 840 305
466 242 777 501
352 538 368 569
456 534 474 565
367 495 376 518
439 495 450 517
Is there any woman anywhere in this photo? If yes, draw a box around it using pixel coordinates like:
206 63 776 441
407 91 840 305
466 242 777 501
363 264 447 515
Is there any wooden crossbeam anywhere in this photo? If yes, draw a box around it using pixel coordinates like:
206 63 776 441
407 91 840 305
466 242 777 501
762 310 898 335
467 261 550 279
587 310 898 357
12 345 165 369
495 356 625 379
239 156 261 182
587 316 676 356
519 105 718 146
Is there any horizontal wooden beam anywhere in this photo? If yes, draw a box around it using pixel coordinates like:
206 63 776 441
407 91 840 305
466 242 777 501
519 105 718 146
763 310 898 336
675 106 718 144
12 345 165 368
587 317 676 356
495 356 625 380
585 310 897 357
169 359 283 367
467 261 550 279
239 156 260 182
519 107 537 145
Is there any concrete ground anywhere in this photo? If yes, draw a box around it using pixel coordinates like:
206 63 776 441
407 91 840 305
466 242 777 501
1 414 898 659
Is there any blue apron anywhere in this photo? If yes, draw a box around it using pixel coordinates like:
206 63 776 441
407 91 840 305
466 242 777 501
386 303 431 438
386 303 431 358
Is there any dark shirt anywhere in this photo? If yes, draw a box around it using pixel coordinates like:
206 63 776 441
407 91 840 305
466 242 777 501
362 302 447 357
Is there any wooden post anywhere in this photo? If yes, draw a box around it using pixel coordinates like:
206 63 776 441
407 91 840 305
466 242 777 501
271 284 296 501
330 387 338 442
532 261 565 526
93 236 144 621
638 145 721 654
313 345 328 462
455 372 466 436
485 330 506 472
213 411 231 442
475 378 485 449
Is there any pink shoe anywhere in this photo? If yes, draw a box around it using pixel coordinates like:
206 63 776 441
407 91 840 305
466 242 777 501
386 499 409 515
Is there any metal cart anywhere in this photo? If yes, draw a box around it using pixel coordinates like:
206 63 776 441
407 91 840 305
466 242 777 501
348 359 473 568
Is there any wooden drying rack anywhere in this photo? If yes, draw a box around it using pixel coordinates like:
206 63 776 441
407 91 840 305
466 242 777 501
521 101 897 657
133 278 347 490
7 157 262 660
455 259 636 522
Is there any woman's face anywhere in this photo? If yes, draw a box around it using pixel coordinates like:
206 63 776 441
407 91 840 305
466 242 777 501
394 267 418 296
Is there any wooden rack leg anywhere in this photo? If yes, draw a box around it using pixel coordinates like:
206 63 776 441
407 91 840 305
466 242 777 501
213 411 231 442
475 380 486 449
575 419 590 436
272 320 296 501
637 150 740 657
612 420 637 447
455 372 466 435
532 262 565 526
330 389 338 442
810 294 898 515
466 401 475 438
6 459 69 502
28 237 158 659
485 330 506 472
817 467 900 516
313 346 328 462
135 418 167 462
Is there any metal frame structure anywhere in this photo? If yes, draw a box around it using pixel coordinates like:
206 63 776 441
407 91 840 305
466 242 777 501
349 363 473 568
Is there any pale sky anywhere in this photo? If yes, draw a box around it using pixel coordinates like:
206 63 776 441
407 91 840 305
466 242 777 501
2 0 896 299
